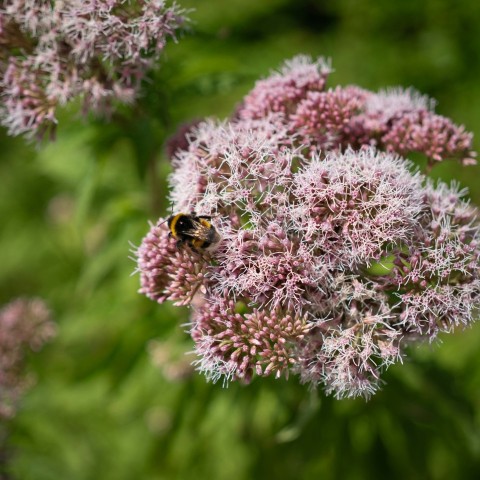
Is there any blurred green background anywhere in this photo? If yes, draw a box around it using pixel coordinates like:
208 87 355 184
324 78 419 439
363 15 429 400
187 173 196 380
1 1 480 479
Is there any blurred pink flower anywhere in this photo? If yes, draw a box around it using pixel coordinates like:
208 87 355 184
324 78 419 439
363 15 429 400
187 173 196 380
0 0 187 139
0 297 56 418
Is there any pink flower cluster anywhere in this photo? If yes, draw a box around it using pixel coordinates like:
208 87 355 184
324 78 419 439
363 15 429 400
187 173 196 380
137 56 479 399
238 57 475 166
0 298 56 418
0 0 186 139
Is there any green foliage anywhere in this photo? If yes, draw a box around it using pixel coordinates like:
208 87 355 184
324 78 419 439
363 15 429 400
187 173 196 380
1 1 480 479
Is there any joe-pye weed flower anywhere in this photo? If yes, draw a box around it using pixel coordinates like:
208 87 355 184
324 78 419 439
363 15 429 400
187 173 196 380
0 0 187 139
0 298 56 418
137 56 479 399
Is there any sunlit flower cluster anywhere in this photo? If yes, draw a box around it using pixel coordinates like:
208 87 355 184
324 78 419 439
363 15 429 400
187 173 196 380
0 0 186 139
238 57 476 166
0 298 56 418
137 56 479 399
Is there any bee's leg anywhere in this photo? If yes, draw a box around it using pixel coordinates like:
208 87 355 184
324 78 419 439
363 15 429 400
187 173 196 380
175 238 185 248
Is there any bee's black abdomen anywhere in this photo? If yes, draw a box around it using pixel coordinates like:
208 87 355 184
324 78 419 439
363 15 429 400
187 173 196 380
205 227 218 245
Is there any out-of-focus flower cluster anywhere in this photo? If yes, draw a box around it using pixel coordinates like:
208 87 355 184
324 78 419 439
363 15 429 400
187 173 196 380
0 298 56 418
0 0 186 139
137 56 479 399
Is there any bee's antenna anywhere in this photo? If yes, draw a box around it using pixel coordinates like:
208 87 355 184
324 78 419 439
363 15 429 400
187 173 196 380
157 203 175 227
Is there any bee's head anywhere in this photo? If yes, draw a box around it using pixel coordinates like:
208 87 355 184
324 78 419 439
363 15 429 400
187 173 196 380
168 213 192 233
167 213 182 228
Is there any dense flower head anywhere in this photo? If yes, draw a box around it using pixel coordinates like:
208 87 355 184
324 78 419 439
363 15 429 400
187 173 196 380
291 85 367 151
192 299 310 384
290 148 425 266
0 297 56 418
136 219 210 306
0 0 187 139
236 56 476 167
377 182 480 338
238 55 332 120
137 56 479 399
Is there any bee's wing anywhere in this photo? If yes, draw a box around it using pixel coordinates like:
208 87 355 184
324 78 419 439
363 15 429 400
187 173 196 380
189 220 212 241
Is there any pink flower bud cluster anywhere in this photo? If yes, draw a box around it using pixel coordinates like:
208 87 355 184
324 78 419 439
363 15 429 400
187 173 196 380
0 297 56 418
137 56 479 399
238 57 476 166
191 300 310 384
0 0 186 139
136 220 209 306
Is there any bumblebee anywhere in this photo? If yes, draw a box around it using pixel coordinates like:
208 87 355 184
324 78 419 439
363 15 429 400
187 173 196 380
167 213 221 251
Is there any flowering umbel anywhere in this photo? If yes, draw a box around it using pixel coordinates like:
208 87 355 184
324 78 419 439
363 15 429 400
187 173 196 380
0 0 187 139
137 56 479 399
0 297 56 418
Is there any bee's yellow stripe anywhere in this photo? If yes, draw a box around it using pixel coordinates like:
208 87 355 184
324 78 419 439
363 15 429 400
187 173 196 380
199 218 212 228
169 213 184 238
